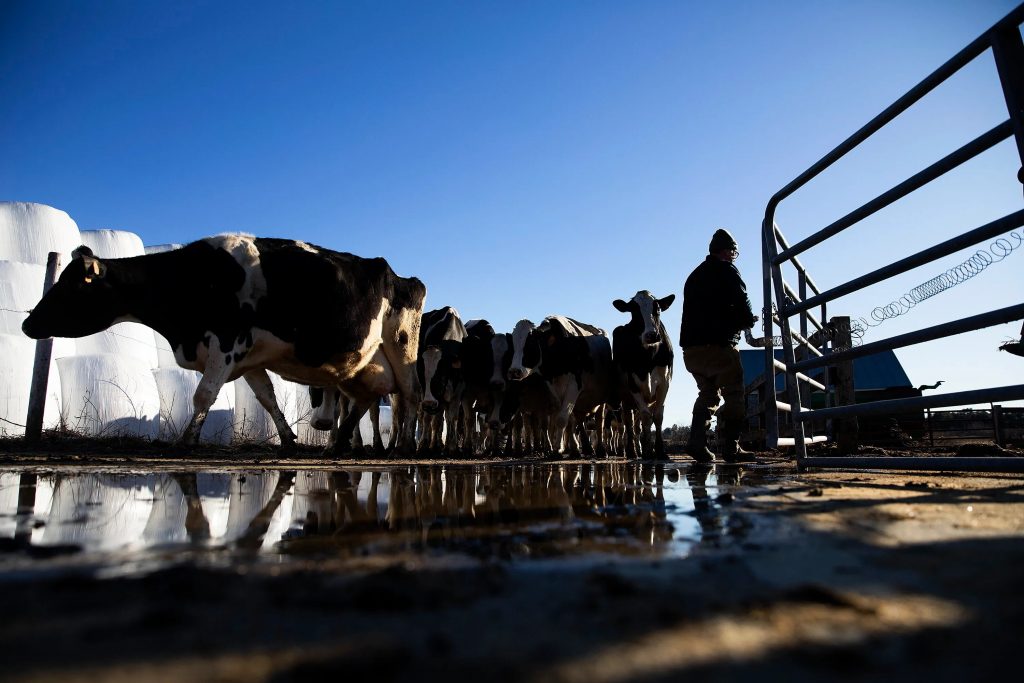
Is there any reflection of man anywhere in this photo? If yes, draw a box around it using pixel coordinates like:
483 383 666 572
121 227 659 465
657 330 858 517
679 229 757 463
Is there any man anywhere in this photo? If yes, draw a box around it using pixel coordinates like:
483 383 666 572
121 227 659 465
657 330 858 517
679 228 757 463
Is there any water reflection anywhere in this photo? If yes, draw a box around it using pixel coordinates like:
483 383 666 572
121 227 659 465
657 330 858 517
0 463 749 575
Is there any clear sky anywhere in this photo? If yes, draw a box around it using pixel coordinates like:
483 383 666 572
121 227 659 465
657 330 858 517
2 0 1022 429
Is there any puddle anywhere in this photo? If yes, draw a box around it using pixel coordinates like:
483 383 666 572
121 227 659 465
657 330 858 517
0 462 749 579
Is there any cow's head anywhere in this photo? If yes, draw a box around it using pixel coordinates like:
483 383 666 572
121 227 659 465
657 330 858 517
22 246 123 340
489 333 512 388
308 387 342 431
613 291 675 346
508 319 543 381
419 340 462 414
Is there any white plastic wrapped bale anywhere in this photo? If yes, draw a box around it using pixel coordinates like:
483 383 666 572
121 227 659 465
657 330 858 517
153 332 179 368
75 321 160 368
57 354 160 438
0 202 82 266
79 229 145 259
362 403 393 446
153 368 235 444
0 333 68 436
0 261 46 334
144 243 184 255
233 373 298 445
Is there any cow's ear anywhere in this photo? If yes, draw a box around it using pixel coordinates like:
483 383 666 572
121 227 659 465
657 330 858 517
658 294 676 311
81 256 107 283
71 245 94 260
613 299 630 312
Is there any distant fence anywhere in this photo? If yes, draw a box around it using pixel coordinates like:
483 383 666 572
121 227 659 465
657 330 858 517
921 406 1024 447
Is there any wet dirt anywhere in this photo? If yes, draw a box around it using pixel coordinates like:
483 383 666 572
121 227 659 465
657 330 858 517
0 439 1023 682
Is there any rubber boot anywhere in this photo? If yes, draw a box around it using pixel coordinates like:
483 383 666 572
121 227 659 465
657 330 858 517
719 419 755 464
685 410 715 464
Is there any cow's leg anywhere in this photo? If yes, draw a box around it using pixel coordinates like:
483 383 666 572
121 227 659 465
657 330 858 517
548 375 580 455
369 401 384 454
385 394 400 452
416 407 428 453
622 409 639 459
651 366 671 459
443 398 463 456
334 396 376 457
381 310 422 455
639 409 654 459
349 400 367 456
461 398 478 457
241 369 297 451
589 405 607 458
180 352 233 446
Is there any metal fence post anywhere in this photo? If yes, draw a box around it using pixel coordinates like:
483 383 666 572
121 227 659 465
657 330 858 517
25 251 61 442
991 21 1024 190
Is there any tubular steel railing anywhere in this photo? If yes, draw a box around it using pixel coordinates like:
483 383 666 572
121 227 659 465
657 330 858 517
760 4 1024 472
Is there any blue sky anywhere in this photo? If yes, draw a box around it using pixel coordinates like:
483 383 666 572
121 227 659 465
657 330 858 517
2 0 1022 428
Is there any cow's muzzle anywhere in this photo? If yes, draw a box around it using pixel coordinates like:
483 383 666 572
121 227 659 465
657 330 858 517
508 367 528 381
311 417 335 431
421 399 441 415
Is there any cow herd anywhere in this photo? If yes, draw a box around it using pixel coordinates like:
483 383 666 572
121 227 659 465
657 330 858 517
21 235 677 459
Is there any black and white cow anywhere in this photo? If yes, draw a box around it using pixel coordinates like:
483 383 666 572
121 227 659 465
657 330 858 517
21 235 425 453
460 319 502 454
507 316 615 456
416 306 468 455
612 290 675 459
477 329 531 455
308 386 386 453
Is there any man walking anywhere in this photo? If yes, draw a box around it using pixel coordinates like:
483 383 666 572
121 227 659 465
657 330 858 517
679 228 757 463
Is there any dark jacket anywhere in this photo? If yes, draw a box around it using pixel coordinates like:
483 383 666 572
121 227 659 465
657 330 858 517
679 255 756 347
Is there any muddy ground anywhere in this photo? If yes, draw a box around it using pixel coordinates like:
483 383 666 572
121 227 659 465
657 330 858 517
1 439 1023 682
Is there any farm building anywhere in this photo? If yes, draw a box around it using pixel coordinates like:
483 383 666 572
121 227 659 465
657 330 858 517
740 348 927 446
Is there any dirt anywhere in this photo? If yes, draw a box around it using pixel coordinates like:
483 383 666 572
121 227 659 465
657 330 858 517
1 438 1023 682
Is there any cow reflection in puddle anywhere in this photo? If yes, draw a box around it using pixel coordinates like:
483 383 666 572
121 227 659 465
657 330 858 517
270 463 740 560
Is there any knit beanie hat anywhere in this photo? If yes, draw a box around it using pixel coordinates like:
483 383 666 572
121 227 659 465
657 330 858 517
709 228 738 253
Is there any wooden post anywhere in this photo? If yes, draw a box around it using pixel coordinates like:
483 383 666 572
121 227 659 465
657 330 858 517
993 404 1004 447
831 316 858 454
24 252 61 442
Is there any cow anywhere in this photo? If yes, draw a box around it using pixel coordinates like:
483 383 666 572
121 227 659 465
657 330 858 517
308 386 386 454
21 235 425 453
416 306 468 455
478 329 530 455
612 290 675 459
507 316 615 457
460 319 501 454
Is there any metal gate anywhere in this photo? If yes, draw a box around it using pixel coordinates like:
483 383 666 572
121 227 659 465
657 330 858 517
760 4 1024 472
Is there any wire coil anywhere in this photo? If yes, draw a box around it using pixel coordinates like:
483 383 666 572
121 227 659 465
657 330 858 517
853 229 1021 335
